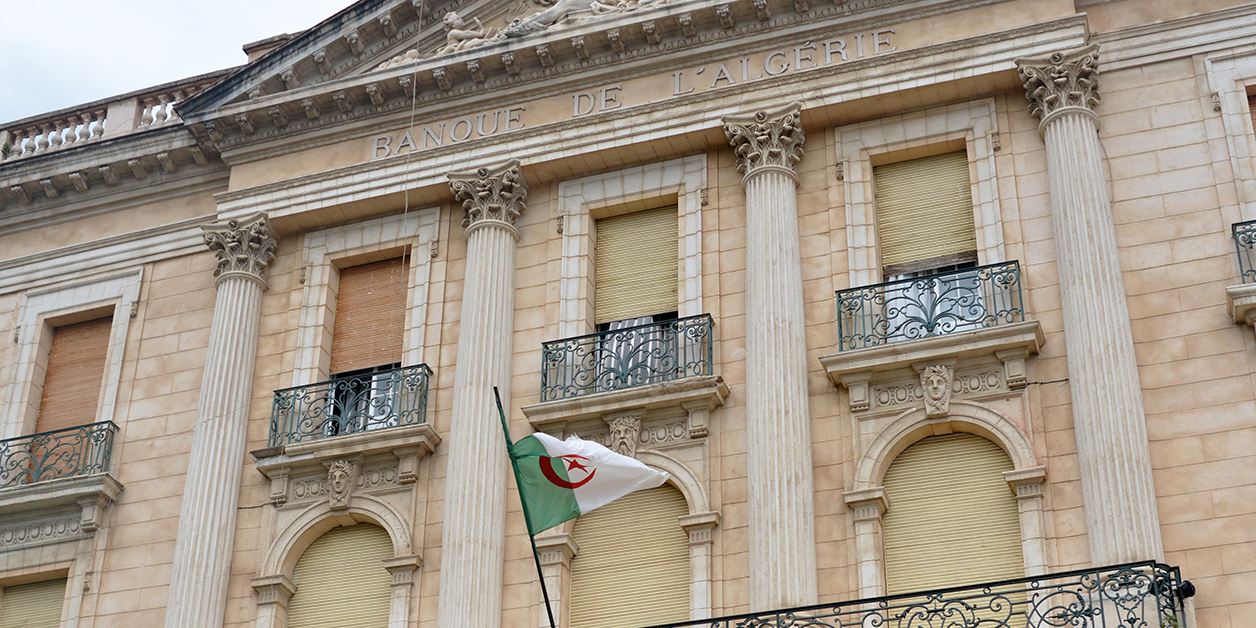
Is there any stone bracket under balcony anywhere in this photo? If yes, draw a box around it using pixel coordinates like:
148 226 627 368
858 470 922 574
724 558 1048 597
1227 283 1256 326
0 473 124 536
251 423 440 506
521 374 729 442
820 320 1044 415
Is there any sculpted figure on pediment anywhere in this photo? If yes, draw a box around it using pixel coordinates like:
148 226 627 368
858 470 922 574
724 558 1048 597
504 0 669 37
375 12 500 68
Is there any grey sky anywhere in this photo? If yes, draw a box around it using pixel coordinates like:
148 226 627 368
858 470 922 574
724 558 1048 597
1 0 357 124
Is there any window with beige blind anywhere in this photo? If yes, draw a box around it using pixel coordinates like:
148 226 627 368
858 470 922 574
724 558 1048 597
594 206 679 328
35 317 112 434
873 151 978 279
287 524 392 628
0 578 67 628
569 485 690 628
881 433 1024 595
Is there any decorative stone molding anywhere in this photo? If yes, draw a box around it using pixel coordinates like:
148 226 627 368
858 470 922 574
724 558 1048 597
448 159 528 231
605 413 642 457
535 533 579 566
843 487 889 521
871 368 1003 412
0 517 82 549
201 212 276 286
678 511 720 545
522 375 729 439
251 574 295 613
1003 466 1049 575
723 101 805 180
843 487 889 599
1227 283 1256 325
1015 44 1101 128
821 320 1044 415
918 363 953 418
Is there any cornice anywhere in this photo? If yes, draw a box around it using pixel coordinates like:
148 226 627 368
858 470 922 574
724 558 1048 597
213 12 1087 209
203 0 1023 161
1093 2 1256 71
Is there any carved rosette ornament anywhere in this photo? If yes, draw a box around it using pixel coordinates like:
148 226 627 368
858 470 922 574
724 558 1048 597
606 414 642 458
201 212 277 287
723 101 806 181
449 159 528 233
1015 44 1101 127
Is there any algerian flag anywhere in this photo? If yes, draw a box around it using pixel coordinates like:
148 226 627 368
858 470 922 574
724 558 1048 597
508 432 669 535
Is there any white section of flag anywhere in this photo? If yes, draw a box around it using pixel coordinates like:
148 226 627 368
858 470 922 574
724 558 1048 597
532 431 669 515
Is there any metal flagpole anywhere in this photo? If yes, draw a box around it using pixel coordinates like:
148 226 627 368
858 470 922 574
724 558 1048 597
495 386 558 628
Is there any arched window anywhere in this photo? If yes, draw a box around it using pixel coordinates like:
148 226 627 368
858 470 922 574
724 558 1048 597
569 484 689 628
287 524 392 628
881 433 1023 594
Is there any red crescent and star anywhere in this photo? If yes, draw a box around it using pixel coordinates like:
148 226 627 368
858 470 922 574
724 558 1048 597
539 454 596 489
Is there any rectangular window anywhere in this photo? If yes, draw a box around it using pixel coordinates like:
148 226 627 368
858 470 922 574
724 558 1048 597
594 206 678 326
329 257 408 374
873 151 977 279
35 317 112 434
0 578 67 628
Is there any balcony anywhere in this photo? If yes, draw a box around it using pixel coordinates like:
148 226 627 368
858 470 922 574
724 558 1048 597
256 364 439 505
822 262 1042 415
836 262 1026 351
525 314 725 440
1227 220 1256 325
0 421 118 488
540 314 714 403
649 562 1193 628
268 363 433 448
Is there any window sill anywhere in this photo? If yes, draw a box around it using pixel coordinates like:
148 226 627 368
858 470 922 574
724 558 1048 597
251 423 440 505
522 374 728 438
820 320 1044 414
0 473 123 534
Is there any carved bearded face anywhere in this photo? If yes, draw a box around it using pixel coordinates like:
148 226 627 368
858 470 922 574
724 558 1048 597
610 420 637 456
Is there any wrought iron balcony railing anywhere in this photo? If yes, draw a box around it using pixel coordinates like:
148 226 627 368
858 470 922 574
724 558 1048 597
269 364 433 448
837 261 1025 351
0 421 118 489
650 561 1192 628
540 314 714 402
1233 219 1256 284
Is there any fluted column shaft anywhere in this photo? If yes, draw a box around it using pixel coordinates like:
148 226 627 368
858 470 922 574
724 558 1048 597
725 103 818 609
1017 46 1163 564
165 213 275 628
438 161 528 628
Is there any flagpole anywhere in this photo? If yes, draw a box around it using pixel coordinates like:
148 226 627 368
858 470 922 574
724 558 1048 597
495 386 558 628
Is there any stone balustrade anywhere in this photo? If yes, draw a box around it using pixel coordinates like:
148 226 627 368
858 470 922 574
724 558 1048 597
0 72 226 162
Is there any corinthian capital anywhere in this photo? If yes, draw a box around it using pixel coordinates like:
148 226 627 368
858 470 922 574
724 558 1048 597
202 212 277 285
1015 44 1101 122
723 101 805 178
448 159 528 231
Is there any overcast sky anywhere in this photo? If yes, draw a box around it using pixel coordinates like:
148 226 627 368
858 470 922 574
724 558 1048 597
1 0 358 124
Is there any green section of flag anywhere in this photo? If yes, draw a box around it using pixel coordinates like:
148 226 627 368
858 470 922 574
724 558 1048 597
510 435 583 535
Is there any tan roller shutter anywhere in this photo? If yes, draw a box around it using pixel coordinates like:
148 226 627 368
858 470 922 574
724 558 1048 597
288 524 393 628
570 485 690 628
874 152 977 275
0 579 66 628
594 207 679 325
1249 94 1256 134
330 258 408 374
882 433 1023 595
35 317 111 434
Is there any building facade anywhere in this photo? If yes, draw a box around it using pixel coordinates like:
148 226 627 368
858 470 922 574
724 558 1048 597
0 0 1253 626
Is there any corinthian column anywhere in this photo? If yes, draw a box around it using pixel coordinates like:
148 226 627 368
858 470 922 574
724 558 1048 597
437 160 528 628
724 102 818 609
1015 45 1163 564
165 212 276 628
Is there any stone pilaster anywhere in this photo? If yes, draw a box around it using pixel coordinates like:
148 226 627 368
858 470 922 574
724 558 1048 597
1016 45 1163 564
437 160 527 628
165 212 275 628
843 488 888 598
724 102 818 609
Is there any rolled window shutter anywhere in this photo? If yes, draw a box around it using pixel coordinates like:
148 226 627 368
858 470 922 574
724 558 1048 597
569 485 690 628
594 207 679 325
0 578 66 628
1249 94 1256 135
36 317 112 433
882 433 1024 595
874 152 978 275
287 524 393 628
330 258 408 374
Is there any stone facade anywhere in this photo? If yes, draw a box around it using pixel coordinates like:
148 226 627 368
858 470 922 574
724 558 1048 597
0 0 1254 626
